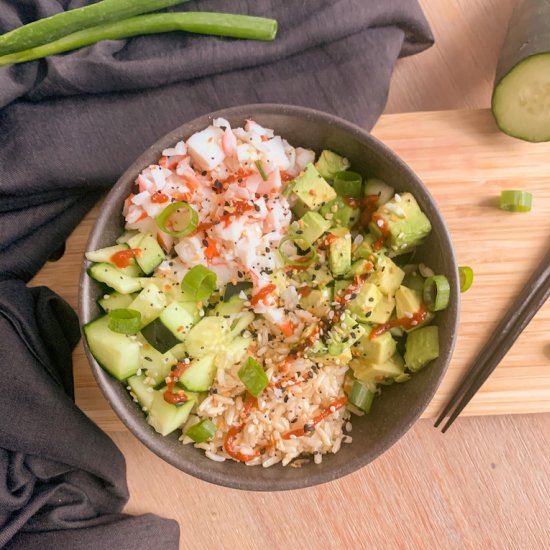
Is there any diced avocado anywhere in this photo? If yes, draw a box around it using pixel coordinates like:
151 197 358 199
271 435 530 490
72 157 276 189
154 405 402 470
334 278 352 298
369 294 396 324
314 149 351 180
311 346 352 366
326 311 365 356
351 353 405 384
159 301 200 341
299 287 332 318
353 233 387 260
129 283 167 327
328 227 352 276
178 355 217 392
369 192 432 254
147 391 198 436
296 211 332 249
97 291 136 313
346 259 374 278
297 263 333 288
320 196 360 228
139 341 177 386
369 256 405 295
355 329 397 364
404 326 439 372
128 374 155 410
83 316 141 380
289 163 337 217
347 283 382 322
395 286 423 319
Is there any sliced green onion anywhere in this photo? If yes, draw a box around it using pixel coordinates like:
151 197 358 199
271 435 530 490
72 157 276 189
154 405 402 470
254 160 268 181
500 190 532 212
459 266 474 293
423 275 450 312
333 171 363 198
238 357 269 397
185 419 217 443
108 308 141 335
156 201 198 237
278 234 317 268
181 265 217 302
348 380 374 413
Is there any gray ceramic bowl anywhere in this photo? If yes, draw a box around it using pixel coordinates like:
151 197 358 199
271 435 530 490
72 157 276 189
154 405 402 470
80 104 459 491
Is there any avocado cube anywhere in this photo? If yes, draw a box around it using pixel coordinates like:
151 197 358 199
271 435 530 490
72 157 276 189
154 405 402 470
296 211 332 250
312 346 353 366
320 196 360 227
334 278 353 298
404 325 439 372
351 354 405 384
395 286 423 319
369 192 432 253
356 329 397 364
368 294 396 324
299 287 332 318
353 233 387 260
347 283 382 322
346 259 375 278
289 163 337 217
328 228 352 276
314 150 350 180
326 311 365 356
297 264 333 288
369 256 405 295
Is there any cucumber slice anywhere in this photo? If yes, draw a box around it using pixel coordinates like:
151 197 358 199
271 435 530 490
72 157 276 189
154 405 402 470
128 284 167 327
212 295 245 317
88 263 142 294
128 374 155 410
179 355 216 392
147 391 198 436
97 291 136 313
492 0 550 142
84 316 141 380
364 178 394 205
159 301 200 342
85 244 129 263
133 232 166 275
185 317 231 358
141 318 182 354
230 311 255 338
116 230 139 244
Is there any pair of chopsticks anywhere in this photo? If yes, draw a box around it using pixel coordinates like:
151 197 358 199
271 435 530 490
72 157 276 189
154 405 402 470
435 246 550 432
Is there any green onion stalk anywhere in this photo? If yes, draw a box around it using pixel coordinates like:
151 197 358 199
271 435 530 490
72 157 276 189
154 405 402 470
0 13 278 66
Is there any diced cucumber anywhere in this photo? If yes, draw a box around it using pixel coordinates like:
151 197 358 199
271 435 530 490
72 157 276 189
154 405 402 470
147 391 198 436
364 178 394 205
116 230 139 244
215 336 250 370
132 232 166 275
129 283 167 327
179 355 216 392
230 311 255 338
88 263 142 294
159 301 200 342
212 295 245 317
139 341 177 386
185 317 231 358
128 374 155 410
97 291 136 313
141 318 182 354
85 244 129 263
84 316 141 380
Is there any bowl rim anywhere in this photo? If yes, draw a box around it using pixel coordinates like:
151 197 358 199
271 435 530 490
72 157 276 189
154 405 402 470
79 103 459 491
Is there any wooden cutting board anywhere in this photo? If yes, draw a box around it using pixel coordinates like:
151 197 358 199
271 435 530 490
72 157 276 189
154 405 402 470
30 108 550 432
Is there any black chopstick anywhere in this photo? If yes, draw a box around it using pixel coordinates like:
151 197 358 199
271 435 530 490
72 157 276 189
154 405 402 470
435 246 550 432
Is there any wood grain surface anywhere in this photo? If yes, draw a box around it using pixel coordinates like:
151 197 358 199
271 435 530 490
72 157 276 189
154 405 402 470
30 108 550 432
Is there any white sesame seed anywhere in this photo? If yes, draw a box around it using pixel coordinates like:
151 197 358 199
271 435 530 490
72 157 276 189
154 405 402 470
394 193 402 202
405 312 413 319
377 219 384 227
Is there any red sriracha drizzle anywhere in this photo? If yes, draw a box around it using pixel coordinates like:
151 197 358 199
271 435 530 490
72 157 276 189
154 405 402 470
110 248 141 269
369 303 429 340
150 192 170 204
249 284 277 306
371 212 390 251
282 397 348 440
223 394 260 463
163 362 191 405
